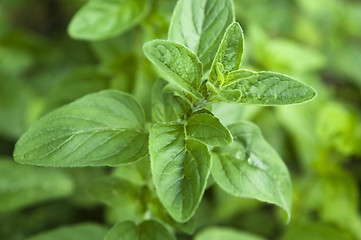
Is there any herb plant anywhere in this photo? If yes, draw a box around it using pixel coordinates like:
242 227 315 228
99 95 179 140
13 0 316 238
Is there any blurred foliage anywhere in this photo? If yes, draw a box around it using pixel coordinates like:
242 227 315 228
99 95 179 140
0 0 360 239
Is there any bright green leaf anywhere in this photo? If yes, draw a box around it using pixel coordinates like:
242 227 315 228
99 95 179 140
149 122 211 222
206 81 241 103
148 195 196 234
162 83 194 118
209 22 244 84
209 63 226 87
186 111 232 146
68 0 151 40
171 95 192 119
104 220 175 240
143 40 203 98
162 82 200 105
28 223 108 240
168 0 235 70
14 90 148 167
211 121 292 220
152 79 178 123
226 71 316 105
195 227 267 240
0 160 73 212
223 69 255 87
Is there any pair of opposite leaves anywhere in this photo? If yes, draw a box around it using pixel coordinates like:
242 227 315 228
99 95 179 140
12 89 292 223
143 21 316 106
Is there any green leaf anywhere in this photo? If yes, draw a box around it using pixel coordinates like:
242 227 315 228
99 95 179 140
151 79 178 123
195 227 266 240
209 22 244 85
14 90 148 167
0 160 73 212
147 195 196 234
68 0 151 40
223 69 255 87
143 40 203 98
28 223 108 240
168 0 235 70
104 220 175 240
209 63 226 87
206 81 241 103
171 95 192 119
211 121 292 220
226 71 316 105
149 122 211 222
162 83 193 118
186 111 232 146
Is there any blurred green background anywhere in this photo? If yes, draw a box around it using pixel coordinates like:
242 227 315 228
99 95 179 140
1 0 361 239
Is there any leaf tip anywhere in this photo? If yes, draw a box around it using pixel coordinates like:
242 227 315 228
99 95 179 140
309 85 317 100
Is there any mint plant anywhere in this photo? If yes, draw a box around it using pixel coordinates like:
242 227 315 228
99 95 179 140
13 0 316 238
